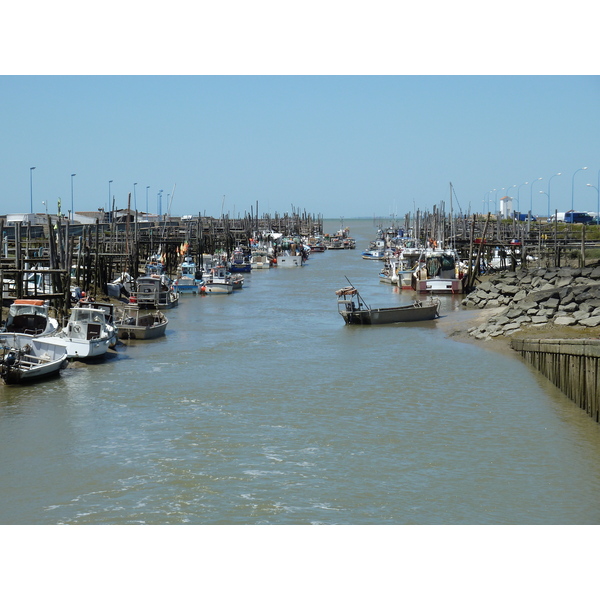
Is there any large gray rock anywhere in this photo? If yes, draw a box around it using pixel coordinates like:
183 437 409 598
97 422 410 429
580 315 600 326
554 316 577 325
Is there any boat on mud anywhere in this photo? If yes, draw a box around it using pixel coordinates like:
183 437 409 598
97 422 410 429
0 333 68 384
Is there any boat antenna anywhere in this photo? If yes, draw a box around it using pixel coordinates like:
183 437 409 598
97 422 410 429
344 276 370 310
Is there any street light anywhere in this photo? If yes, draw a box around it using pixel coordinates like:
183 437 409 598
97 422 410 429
71 173 76 223
158 189 163 216
587 171 600 223
529 177 543 216
517 181 529 214
30 167 36 213
133 182 138 213
146 186 150 214
494 188 504 213
571 167 588 211
483 191 491 215
108 180 113 211
544 172 562 218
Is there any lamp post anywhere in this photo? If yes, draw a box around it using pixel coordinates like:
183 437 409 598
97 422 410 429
539 190 549 220
108 180 113 211
571 167 588 211
517 181 529 214
545 172 562 218
158 190 163 216
494 188 504 213
70 173 76 223
29 167 36 214
587 171 600 224
529 177 543 217
146 186 150 214
133 182 138 213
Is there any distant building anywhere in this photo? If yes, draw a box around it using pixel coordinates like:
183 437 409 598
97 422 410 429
499 196 513 219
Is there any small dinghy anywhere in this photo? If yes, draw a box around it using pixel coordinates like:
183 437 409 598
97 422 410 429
0 333 68 384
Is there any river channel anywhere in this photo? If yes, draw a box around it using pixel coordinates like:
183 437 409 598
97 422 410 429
1 218 600 525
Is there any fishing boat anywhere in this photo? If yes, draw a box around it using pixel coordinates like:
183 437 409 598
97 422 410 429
201 265 233 294
413 250 465 294
134 275 180 309
230 273 244 290
229 249 252 273
2 299 59 336
361 249 385 260
0 333 68 384
173 256 203 293
49 306 114 359
378 259 399 285
250 250 272 269
275 252 304 267
76 298 119 348
115 305 168 340
335 285 440 325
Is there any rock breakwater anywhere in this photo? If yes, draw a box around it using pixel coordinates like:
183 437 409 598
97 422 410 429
462 265 600 341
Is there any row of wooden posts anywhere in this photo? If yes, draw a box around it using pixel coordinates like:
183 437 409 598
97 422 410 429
0 210 324 320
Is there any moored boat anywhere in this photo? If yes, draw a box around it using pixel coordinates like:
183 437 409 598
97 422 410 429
76 298 119 348
2 299 59 337
201 265 233 294
115 305 168 340
335 285 440 325
413 250 466 294
173 256 204 294
229 249 252 273
49 306 114 359
134 275 180 309
0 333 68 384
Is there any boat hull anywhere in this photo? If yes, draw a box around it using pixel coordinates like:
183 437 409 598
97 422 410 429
59 337 111 359
415 278 464 294
276 255 303 267
339 302 439 325
202 283 233 294
118 322 167 340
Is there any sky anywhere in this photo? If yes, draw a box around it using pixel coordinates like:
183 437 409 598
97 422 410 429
2 75 598 221
2 4 599 222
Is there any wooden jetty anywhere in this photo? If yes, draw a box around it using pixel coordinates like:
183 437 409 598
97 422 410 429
0 208 324 320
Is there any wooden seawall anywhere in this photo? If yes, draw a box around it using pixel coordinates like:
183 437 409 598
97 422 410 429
511 339 600 422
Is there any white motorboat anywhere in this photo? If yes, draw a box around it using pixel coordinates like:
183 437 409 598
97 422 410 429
2 299 59 336
76 299 119 348
201 265 233 294
413 250 465 294
0 333 68 384
49 306 114 359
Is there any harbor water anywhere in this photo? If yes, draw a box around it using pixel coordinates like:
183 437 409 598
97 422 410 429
2 218 600 525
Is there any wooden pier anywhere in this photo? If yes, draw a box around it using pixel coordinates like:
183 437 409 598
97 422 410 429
0 210 324 319
511 338 600 422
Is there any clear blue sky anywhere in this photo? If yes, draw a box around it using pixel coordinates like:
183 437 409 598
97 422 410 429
1 75 599 220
